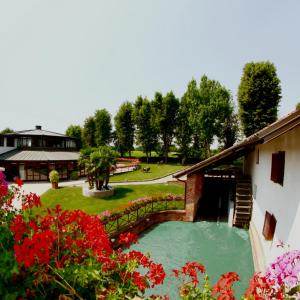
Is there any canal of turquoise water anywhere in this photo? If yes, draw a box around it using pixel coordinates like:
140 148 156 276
130 221 254 299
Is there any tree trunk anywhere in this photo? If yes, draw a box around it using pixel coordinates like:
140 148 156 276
104 168 110 189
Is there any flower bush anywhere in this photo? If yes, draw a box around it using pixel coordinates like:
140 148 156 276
1 170 300 299
0 171 166 299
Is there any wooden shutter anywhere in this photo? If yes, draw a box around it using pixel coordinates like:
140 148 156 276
263 211 277 240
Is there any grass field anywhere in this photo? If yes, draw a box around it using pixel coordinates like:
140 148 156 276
125 150 178 158
111 163 186 182
40 183 184 215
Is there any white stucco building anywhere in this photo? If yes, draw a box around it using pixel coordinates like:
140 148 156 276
245 115 300 266
174 108 300 271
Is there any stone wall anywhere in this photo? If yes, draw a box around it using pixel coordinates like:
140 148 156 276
184 172 204 221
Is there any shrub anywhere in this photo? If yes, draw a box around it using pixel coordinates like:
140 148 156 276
70 170 79 180
49 170 59 183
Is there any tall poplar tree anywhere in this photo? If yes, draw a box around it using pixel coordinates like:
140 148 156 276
82 116 96 148
114 102 135 156
94 109 112 146
238 61 281 136
134 97 158 162
153 91 179 163
175 80 197 164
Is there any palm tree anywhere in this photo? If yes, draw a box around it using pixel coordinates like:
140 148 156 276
78 148 95 189
80 146 118 190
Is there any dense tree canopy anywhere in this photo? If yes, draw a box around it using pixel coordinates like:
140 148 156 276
114 102 135 156
0 128 14 134
94 109 112 146
67 72 244 162
238 61 281 137
153 91 179 163
188 75 237 158
134 97 158 162
82 116 96 148
175 95 193 164
65 125 82 147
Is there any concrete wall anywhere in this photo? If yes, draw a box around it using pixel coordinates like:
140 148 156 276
245 125 300 266
185 172 204 221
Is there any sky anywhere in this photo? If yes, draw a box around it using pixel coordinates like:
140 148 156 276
0 0 300 133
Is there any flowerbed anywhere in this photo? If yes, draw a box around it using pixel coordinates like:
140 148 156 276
1 170 300 299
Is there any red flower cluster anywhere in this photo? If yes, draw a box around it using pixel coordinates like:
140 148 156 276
10 204 111 268
212 272 240 300
119 232 138 247
116 250 166 292
8 192 167 298
0 171 8 199
243 273 284 300
21 192 41 210
14 177 23 187
173 261 206 286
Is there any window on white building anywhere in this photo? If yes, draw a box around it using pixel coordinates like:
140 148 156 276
262 211 277 241
271 151 285 185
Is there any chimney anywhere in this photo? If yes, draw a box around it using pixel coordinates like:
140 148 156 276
35 125 42 130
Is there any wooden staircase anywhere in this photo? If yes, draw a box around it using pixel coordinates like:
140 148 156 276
233 178 253 228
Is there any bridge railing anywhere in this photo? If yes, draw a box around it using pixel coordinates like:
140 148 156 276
99 195 184 236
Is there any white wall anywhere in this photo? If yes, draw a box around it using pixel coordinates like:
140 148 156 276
245 125 300 266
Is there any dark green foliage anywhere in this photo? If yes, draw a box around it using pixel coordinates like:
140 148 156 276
153 91 179 163
94 109 112 146
114 102 135 157
0 128 14 134
82 116 96 148
134 96 158 163
296 102 300 110
65 124 82 148
175 81 196 164
218 113 239 149
188 75 238 158
70 170 79 180
238 61 281 136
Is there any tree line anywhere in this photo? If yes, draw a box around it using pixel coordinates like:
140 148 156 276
66 75 238 164
64 61 282 164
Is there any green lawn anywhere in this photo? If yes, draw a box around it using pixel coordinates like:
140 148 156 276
40 183 184 215
125 150 178 158
111 163 185 182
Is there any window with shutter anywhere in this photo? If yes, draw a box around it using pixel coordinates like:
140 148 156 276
271 151 285 185
262 211 277 240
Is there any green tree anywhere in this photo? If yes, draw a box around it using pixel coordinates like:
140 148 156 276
188 75 237 158
79 146 118 190
114 102 135 157
0 128 14 134
65 125 82 148
94 109 112 146
153 91 179 163
238 61 281 137
218 113 239 149
175 81 196 164
296 102 300 110
134 96 158 163
82 116 96 148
